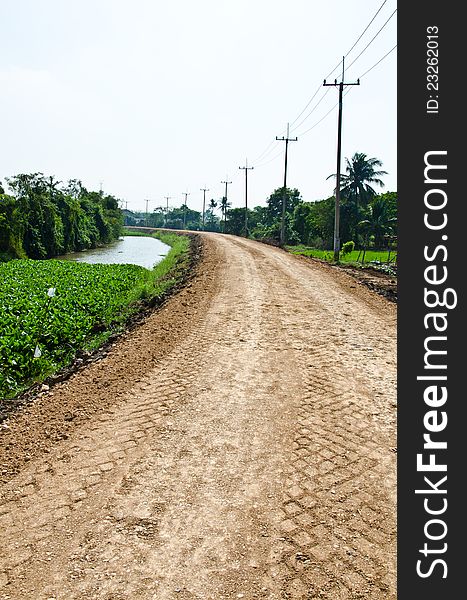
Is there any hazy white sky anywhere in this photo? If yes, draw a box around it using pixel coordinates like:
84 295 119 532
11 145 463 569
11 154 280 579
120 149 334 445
1 0 396 214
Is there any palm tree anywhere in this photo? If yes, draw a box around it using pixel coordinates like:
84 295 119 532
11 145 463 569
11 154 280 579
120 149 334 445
340 152 387 207
328 152 387 245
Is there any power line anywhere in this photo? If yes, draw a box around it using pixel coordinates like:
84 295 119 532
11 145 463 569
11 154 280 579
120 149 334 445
294 43 396 138
251 3 396 166
289 0 392 129
358 44 397 79
253 42 396 167
253 144 288 169
289 87 332 134
295 101 340 137
345 9 397 74
251 138 281 165
344 0 389 60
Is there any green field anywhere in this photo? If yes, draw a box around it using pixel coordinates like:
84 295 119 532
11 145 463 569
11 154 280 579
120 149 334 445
0 232 189 398
286 245 397 268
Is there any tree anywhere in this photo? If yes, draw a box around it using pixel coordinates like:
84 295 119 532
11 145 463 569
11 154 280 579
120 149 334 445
220 197 231 233
166 206 201 230
0 194 25 258
247 188 301 244
265 187 302 225
357 195 396 263
225 208 260 236
146 207 165 228
327 153 387 245
292 202 315 244
300 197 335 248
337 152 387 207
204 199 220 231
375 191 397 222
1 173 123 259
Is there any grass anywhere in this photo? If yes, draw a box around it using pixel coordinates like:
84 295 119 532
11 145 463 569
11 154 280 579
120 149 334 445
286 245 397 277
286 245 397 265
0 231 191 398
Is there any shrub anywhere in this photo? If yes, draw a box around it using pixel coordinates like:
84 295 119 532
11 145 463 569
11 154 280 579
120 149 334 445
341 240 355 256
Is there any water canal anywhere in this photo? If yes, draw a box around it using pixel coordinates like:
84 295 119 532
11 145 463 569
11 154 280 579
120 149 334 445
60 235 170 269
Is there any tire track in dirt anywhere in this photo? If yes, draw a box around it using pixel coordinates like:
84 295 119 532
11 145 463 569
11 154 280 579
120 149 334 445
226 238 396 600
0 233 396 599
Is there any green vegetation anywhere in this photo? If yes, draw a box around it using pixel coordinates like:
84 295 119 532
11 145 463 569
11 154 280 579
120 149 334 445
287 245 396 267
129 152 396 270
0 173 123 261
0 232 190 398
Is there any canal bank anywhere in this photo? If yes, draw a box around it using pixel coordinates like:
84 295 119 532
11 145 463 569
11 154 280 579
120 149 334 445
0 231 195 405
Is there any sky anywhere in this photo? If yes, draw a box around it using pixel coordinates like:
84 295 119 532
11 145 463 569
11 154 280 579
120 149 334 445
0 0 397 214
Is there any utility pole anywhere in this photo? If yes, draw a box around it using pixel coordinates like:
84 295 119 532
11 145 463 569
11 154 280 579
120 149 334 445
239 160 253 237
324 57 360 262
220 179 232 233
144 198 154 227
276 123 297 246
164 196 171 228
200 186 209 231
182 191 190 229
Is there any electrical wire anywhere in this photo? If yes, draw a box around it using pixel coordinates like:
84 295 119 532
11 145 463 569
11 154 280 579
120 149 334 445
250 138 281 165
289 87 331 134
344 0 389 60
249 1 396 168
358 44 397 79
289 0 391 129
253 147 285 169
345 9 397 73
295 42 396 139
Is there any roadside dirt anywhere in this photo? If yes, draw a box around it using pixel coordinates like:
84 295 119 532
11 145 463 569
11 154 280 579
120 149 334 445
0 233 396 599
337 265 397 303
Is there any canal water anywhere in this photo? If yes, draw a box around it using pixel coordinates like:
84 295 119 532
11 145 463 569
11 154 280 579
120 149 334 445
60 236 171 269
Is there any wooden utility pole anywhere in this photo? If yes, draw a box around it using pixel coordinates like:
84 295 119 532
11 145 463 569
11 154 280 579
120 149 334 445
200 186 209 231
220 179 232 233
164 196 171 228
182 192 190 229
276 123 297 246
144 198 154 227
239 160 253 236
324 57 360 262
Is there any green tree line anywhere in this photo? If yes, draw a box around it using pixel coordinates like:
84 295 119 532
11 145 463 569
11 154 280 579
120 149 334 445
0 173 123 260
127 152 396 253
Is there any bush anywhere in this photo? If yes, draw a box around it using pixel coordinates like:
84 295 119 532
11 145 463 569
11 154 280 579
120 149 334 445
341 240 355 256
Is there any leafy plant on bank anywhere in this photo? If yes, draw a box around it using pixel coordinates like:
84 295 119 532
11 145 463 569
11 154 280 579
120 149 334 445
0 232 190 398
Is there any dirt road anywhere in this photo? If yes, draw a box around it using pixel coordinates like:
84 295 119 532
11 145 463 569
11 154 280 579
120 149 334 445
0 234 396 599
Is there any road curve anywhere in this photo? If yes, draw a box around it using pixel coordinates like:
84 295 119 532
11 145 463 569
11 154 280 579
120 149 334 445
0 233 396 599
